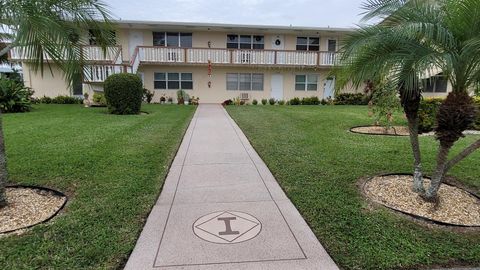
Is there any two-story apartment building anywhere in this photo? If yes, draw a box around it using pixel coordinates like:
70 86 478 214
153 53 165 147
9 21 451 103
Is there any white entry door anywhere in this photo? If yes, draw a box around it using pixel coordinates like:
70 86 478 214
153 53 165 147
129 30 144 56
271 74 284 100
324 77 335 99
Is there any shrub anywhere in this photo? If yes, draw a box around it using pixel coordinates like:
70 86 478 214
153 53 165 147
240 100 245 105
321 99 327 105
92 92 107 106
334 93 369 105
261 99 267 105
143 88 154 103
104 73 143 114
222 99 233 106
474 97 480 129
52 95 82 104
289 97 301 105
39 95 52 104
268 98 276 105
418 98 444 133
301 96 320 105
278 100 285 105
177 90 188 104
252 99 258 105
0 78 33 112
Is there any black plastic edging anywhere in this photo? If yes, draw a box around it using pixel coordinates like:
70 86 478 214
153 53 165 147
1 185 68 234
363 173 480 228
349 125 409 137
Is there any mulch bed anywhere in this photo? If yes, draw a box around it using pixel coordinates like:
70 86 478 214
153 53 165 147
363 175 480 227
350 125 410 136
0 186 67 234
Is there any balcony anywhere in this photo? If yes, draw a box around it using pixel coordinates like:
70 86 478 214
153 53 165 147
9 45 122 63
83 64 129 83
136 46 338 67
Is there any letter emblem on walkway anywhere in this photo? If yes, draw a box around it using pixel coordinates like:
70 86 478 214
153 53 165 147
193 211 262 244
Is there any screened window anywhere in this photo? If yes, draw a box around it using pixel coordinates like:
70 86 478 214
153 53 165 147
226 34 264 49
154 72 193 90
295 74 318 91
423 75 448 93
327 39 337 52
226 73 264 91
296 37 319 51
153 32 192 47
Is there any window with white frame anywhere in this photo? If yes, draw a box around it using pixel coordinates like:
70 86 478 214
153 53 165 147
153 32 192 47
423 74 448 93
154 72 193 90
295 74 318 91
226 73 264 91
296 37 319 51
227 35 264 49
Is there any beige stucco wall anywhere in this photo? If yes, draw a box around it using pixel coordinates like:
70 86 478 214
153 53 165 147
23 64 71 97
137 65 357 103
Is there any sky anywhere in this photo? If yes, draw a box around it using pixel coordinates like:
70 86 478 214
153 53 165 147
103 0 367 28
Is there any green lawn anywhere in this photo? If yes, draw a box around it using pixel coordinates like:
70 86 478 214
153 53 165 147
227 105 480 270
0 104 195 269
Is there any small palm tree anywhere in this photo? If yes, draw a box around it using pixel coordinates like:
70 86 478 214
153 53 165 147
336 0 480 200
0 0 115 207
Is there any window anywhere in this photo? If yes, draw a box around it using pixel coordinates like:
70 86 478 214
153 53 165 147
423 74 448 93
154 72 193 90
226 73 264 91
89 29 116 45
153 32 192 47
296 37 319 51
327 39 337 52
226 34 264 49
295 74 318 91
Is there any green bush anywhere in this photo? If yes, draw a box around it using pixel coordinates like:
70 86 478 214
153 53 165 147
261 99 267 105
474 96 480 129
418 98 444 132
252 99 258 105
278 100 285 105
143 88 154 103
92 92 107 106
334 93 369 105
52 95 82 104
104 73 143 114
0 78 33 113
301 96 320 105
289 97 301 105
268 98 276 105
39 95 52 104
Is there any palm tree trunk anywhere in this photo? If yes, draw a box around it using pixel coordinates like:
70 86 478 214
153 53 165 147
0 110 8 208
401 93 424 194
425 143 451 200
406 111 425 194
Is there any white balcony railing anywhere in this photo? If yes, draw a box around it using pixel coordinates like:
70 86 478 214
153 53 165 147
83 64 125 83
9 46 121 63
137 47 338 67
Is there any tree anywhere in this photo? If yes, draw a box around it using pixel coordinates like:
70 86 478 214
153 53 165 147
336 0 480 200
0 0 114 208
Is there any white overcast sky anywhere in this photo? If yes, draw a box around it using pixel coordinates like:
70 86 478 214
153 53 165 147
103 0 368 28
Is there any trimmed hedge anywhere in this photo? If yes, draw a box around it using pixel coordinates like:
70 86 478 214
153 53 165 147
51 95 83 104
334 93 369 105
104 73 143 114
418 97 480 132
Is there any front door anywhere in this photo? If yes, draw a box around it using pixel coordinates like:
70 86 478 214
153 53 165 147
129 30 144 57
271 74 283 100
324 77 335 99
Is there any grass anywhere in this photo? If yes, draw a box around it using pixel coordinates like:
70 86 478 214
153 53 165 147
227 105 480 270
0 104 195 269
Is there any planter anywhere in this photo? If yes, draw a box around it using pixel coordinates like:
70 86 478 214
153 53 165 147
184 101 189 105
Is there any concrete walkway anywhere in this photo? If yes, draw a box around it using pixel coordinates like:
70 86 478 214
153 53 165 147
125 104 338 270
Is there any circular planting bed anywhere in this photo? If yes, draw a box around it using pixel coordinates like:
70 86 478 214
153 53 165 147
0 186 67 234
363 174 480 227
350 125 410 136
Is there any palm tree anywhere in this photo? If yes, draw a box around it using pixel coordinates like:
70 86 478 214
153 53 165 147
336 0 480 200
0 0 114 207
